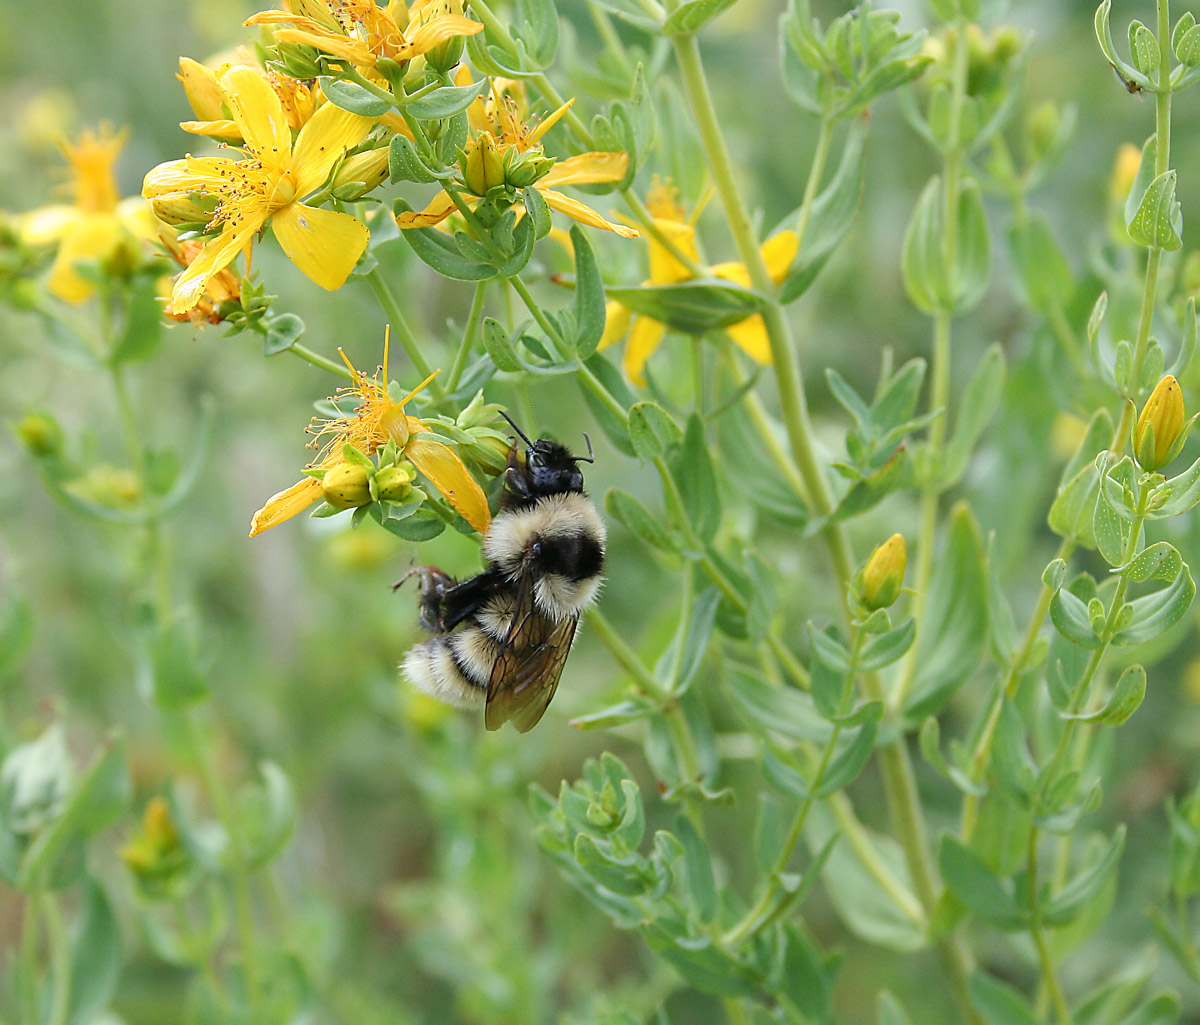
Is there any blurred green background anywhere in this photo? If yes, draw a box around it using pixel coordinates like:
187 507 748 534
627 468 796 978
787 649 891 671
4 1 1200 1023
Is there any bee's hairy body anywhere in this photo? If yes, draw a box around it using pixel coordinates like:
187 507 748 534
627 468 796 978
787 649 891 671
402 434 605 732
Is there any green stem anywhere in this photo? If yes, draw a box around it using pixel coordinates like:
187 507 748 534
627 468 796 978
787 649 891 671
447 281 489 393
363 267 441 394
184 709 261 1021
18 895 40 1025
287 343 356 381
1028 828 1073 1025
587 607 668 701
43 892 71 1025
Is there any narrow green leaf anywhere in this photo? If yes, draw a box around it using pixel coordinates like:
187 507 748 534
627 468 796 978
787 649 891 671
674 815 717 921
940 344 1006 487
605 279 769 334
858 618 916 671
66 877 121 1025
396 202 497 280
1050 585 1103 649
939 836 1026 930
388 134 438 183
672 414 720 541
663 0 737 35
605 488 680 553
969 971 1039 1025
320 77 392 117
1112 563 1195 645
481 317 523 372
571 225 606 358
628 401 682 460
1044 826 1125 926
1128 541 1182 582
814 718 879 797
1149 455 1200 518
407 76 491 119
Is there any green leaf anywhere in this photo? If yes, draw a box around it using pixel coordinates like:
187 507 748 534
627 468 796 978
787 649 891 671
605 279 769 334
108 280 163 364
1149 455 1200 518
1094 458 1137 567
1129 170 1183 251
1128 542 1182 582
814 717 879 797
779 121 867 304
725 667 832 743
1129 21 1161 76
396 202 497 280
940 343 1006 487
571 225 606 358
262 313 305 356
1177 23 1200 65
778 924 835 1024
1007 212 1073 318
579 353 637 457
628 401 682 460
523 186 551 239
672 414 720 542
1071 664 1146 727
969 971 1039 1025
1044 826 1125 926
902 504 988 721
375 507 445 540
1121 993 1183 1025
674 815 717 921
878 992 916 1025
992 697 1037 801
66 877 121 1025
237 761 296 869
939 836 1026 930
388 134 438 184
149 619 210 708
570 697 655 730
481 317 523 372
902 177 990 315
858 618 916 671
1112 562 1195 645
320 77 392 117
1050 584 1103 649
663 0 737 35
406 76 491 119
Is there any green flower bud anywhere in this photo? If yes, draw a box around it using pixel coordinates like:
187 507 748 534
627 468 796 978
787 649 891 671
14 412 63 457
331 148 390 201
461 131 506 196
1134 375 1191 471
122 797 191 899
1026 101 1060 165
322 462 373 509
861 534 907 611
151 192 218 228
504 146 556 188
466 428 513 476
376 463 414 502
273 41 324 80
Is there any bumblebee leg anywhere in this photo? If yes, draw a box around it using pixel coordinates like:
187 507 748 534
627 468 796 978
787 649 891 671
395 566 458 634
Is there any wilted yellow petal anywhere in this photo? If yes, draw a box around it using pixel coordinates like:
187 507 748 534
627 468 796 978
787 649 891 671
725 314 772 364
624 316 666 388
540 152 628 187
599 300 631 351
395 191 459 230
541 189 638 238
249 477 323 537
406 437 491 533
761 230 799 284
271 203 370 291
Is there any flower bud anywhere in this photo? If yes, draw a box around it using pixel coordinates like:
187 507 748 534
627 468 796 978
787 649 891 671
322 462 373 508
177 58 226 122
1134 374 1190 471
461 131 506 196
274 41 324 80
861 534 907 611
14 412 64 457
504 146 556 188
151 191 219 227
466 428 513 476
1026 101 1060 165
331 148 390 201
375 463 414 502
122 797 190 898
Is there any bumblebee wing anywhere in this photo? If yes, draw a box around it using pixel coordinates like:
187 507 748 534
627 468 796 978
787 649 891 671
485 612 578 733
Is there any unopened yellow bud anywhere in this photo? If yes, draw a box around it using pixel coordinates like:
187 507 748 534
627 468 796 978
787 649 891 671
151 192 218 227
331 148 391 201
462 131 507 196
1134 375 1188 470
467 429 513 476
376 463 414 502
14 412 63 457
862 534 907 611
504 146 556 188
177 58 226 122
122 797 189 897
322 462 373 508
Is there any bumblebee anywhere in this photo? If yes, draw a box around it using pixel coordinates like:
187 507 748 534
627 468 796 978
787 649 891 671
402 417 605 732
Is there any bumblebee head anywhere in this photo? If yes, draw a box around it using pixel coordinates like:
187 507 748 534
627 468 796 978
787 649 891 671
500 413 593 503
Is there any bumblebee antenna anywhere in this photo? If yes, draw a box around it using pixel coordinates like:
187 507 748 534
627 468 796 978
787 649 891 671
499 410 536 449
573 433 595 464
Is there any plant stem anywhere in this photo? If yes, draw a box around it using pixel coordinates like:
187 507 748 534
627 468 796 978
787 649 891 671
447 281 489 393
288 343 356 381
363 266 441 394
587 607 668 701
1028 828 1073 1025
43 892 72 1025
18 895 40 1025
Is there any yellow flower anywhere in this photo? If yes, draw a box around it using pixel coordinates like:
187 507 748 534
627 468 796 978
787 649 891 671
599 181 798 386
156 222 242 325
19 126 156 303
396 72 637 238
245 0 483 72
143 65 374 315
250 336 491 537
177 52 318 140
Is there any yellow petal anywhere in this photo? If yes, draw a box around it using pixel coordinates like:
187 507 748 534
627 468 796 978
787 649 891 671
599 300 631 351
527 98 575 146
541 189 639 238
271 203 369 290
249 477 323 536
178 57 227 121
46 215 122 304
116 197 157 241
405 15 486 58
170 221 260 315
219 65 291 160
624 315 666 388
761 229 799 284
647 218 699 285
725 315 772 364
143 156 237 198
709 260 751 287
395 190 459 230
540 152 628 187
406 438 492 533
291 102 375 196
21 205 80 245
273 26 374 67
180 118 242 139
